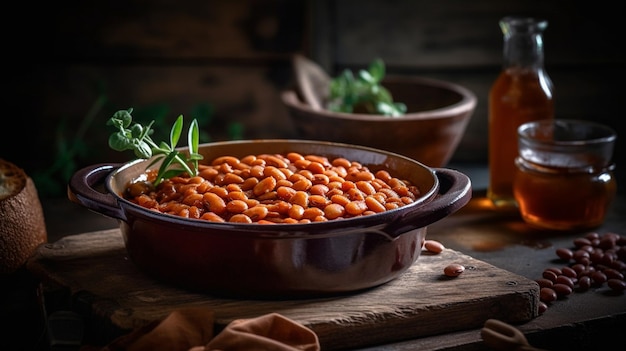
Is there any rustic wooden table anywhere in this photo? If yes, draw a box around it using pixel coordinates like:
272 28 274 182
6 164 625 351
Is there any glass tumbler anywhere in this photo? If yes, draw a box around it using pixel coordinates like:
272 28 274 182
513 119 617 231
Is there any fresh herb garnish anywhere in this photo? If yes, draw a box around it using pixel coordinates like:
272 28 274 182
327 58 407 117
107 108 202 186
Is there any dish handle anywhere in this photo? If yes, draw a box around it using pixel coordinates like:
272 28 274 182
382 168 472 237
67 164 127 222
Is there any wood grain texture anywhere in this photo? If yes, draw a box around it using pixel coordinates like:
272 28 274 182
28 228 539 350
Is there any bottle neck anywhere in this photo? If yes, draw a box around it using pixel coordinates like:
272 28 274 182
500 17 547 69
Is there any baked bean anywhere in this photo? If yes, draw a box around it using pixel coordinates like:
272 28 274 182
228 191 248 201
243 206 268 221
209 187 229 199
203 193 226 214
245 198 260 208
286 152 304 163
267 155 290 168
288 204 305 220
330 194 351 207
225 183 242 193
327 180 343 189
346 188 365 201
226 199 248 214
345 201 367 216
254 177 277 196
375 170 392 182
229 214 252 223
263 166 287 180
250 165 265 178
189 206 202 219
310 184 329 195
306 161 326 175
324 203 345 220
312 174 329 185
211 156 240 167
136 194 157 208
302 207 325 220
125 152 421 224
365 196 386 213
277 186 297 201
256 191 277 201
356 181 376 195
200 212 225 222
250 158 265 166
379 187 399 199
326 188 344 198
369 179 385 192
240 155 256 165
198 167 219 180
384 202 400 211
183 193 203 207
293 159 311 170
290 191 309 207
222 173 244 184
371 193 386 204
292 178 312 191
218 163 233 175
331 157 352 169
309 195 330 208
178 208 190 218
353 171 375 182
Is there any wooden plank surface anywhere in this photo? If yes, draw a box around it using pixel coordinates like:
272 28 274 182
28 229 539 350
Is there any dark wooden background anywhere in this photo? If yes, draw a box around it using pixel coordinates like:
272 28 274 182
4 0 624 198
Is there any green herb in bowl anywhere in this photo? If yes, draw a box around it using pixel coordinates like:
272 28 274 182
327 58 407 117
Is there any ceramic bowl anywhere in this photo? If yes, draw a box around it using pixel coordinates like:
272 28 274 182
282 75 477 167
68 139 471 298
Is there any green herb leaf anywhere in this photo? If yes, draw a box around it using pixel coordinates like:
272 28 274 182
170 115 184 148
107 108 203 186
327 58 406 117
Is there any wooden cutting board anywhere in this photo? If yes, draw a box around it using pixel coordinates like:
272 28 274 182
28 228 539 350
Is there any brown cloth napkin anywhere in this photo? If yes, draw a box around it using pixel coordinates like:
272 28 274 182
81 307 320 351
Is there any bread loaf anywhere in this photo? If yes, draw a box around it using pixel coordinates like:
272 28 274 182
0 159 47 274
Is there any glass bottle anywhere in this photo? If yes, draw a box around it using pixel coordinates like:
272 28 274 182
488 16 554 208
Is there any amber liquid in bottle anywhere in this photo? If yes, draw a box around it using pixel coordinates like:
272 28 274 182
488 68 554 207
488 17 554 208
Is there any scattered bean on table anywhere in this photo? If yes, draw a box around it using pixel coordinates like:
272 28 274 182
534 231 626 314
444 263 465 277
423 239 445 254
